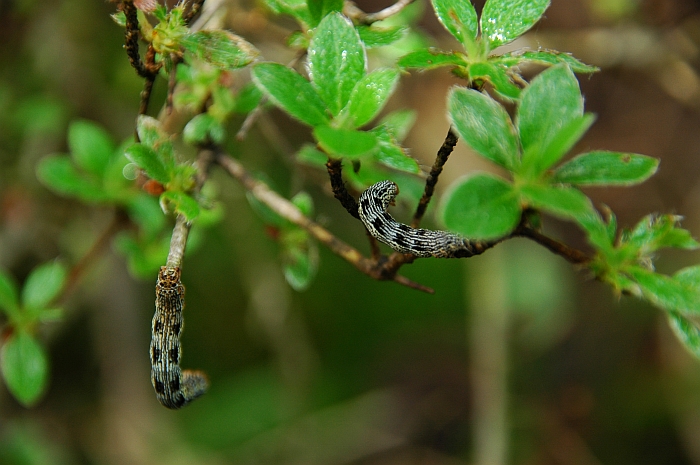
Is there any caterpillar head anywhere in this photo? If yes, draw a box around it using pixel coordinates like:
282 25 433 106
374 180 399 209
158 266 181 287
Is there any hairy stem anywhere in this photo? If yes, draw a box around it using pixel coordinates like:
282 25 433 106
325 157 360 219
122 1 153 79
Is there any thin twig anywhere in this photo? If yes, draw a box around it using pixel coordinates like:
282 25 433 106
411 128 458 228
135 48 161 141
326 157 360 219
345 0 415 24
513 224 591 265
54 210 131 306
122 0 154 79
367 231 381 260
166 215 190 268
236 99 266 141
166 55 181 115
216 152 434 293
138 77 156 118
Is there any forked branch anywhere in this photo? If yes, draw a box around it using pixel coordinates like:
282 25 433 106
216 152 434 293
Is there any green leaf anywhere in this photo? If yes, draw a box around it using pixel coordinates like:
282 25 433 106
183 113 225 145
447 86 519 170
604 208 618 245
520 184 594 221
22 261 67 310
15 95 67 136
357 25 407 48
246 190 285 227
282 243 318 291
36 155 105 202
374 144 420 173
675 265 700 290
668 312 700 359
397 48 466 70
623 215 699 253
378 109 416 142
103 141 133 195
68 120 115 177
1 331 49 407
534 113 596 173
313 126 378 157
181 30 258 70
291 191 314 217
0 271 20 319
124 144 170 184
499 49 599 73
159 191 201 221
127 194 166 239
627 266 700 314
576 209 614 252
552 151 659 186
135 115 165 150
343 68 400 128
287 30 310 50
234 82 264 114
441 173 521 239
197 202 224 228
468 62 521 100
307 0 343 25
111 11 127 27
135 116 175 170
114 233 170 278
251 63 329 126
481 0 551 50
38 307 63 323
370 127 420 173
296 144 327 167
210 85 237 119
430 0 478 48
264 0 314 26
518 65 583 171
307 12 366 116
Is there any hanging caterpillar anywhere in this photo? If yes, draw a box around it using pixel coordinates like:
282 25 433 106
150 266 208 409
358 180 486 258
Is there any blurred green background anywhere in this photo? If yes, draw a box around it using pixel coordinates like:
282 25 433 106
3 0 700 463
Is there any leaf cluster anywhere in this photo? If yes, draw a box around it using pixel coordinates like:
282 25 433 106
399 0 598 99
0 262 66 406
439 64 699 357
253 12 419 179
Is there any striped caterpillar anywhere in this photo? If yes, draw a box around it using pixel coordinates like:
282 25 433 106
358 180 484 258
150 266 208 409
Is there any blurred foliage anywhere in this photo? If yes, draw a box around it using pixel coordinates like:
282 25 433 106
2 0 700 465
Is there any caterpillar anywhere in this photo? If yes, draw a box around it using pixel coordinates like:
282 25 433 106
358 180 484 258
150 266 208 409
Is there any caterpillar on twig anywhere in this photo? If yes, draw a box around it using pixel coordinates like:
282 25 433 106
358 180 486 258
150 266 208 409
